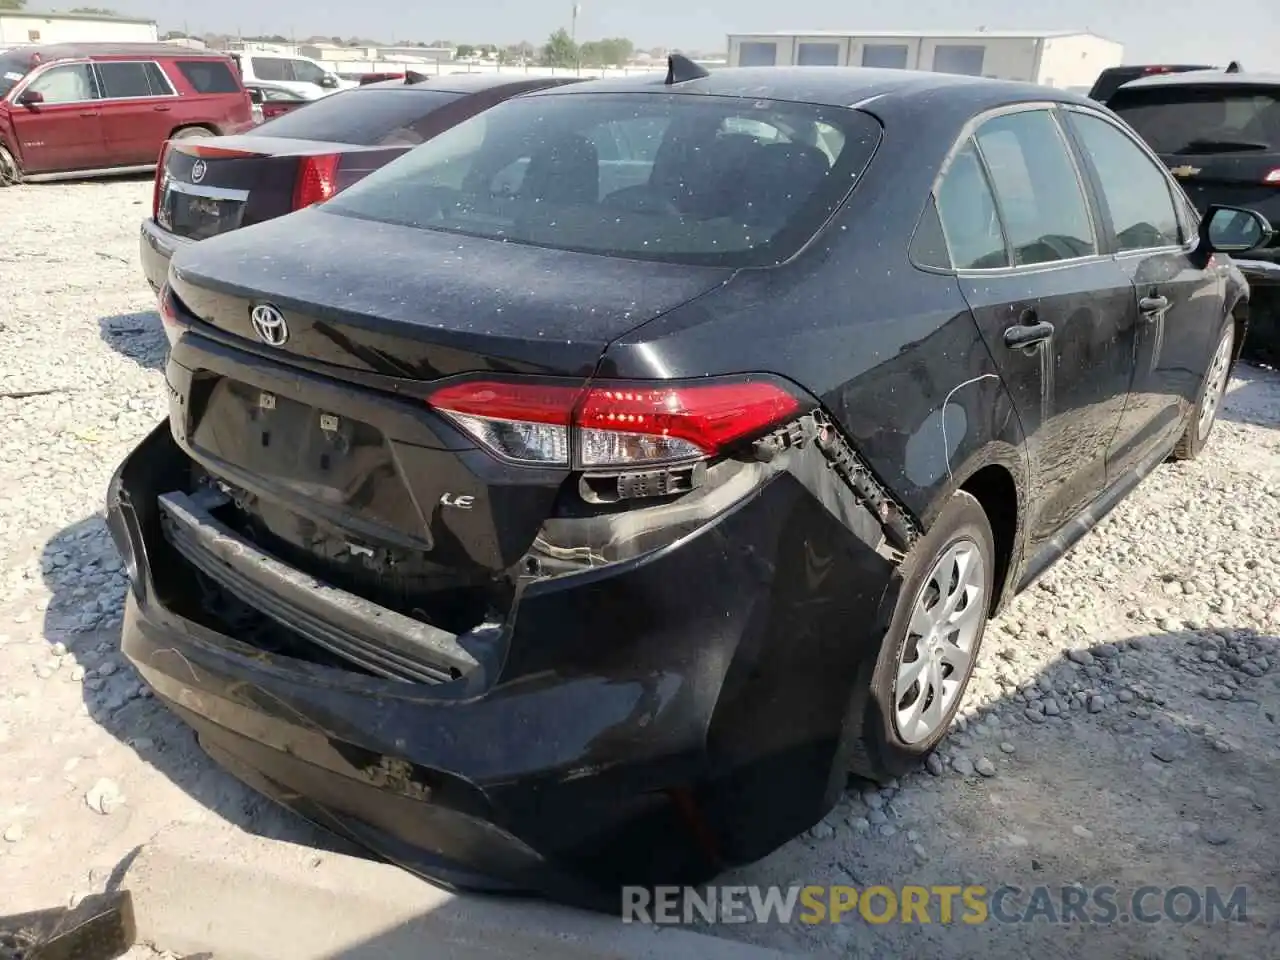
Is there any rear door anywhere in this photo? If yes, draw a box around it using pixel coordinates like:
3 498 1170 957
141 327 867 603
941 106 1137 548
9 62 105 173
1107 82 1280 257
1061 106 1227 476
94 60 178 166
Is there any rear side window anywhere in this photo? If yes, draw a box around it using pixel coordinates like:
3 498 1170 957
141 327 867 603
251 57 292 82
1109 85 1280 154
1065 111 1182 251
974 110 1097 266
246 89 464 145
935 140 1009 270
96 61 171 99
177 60 241 94
323 92 882 268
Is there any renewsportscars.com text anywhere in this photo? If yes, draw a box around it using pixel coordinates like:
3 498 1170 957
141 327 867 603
622 884 1249 926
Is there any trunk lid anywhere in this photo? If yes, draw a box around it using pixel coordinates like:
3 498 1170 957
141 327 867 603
156 136 406 242
168 205 732 379
164 208 731 628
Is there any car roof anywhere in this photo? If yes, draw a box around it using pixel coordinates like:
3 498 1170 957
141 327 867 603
360 73 583 95
1117 69 1280 91
6 42 231 62
521 66 1095 111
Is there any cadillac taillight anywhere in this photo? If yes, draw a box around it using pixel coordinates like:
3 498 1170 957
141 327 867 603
292 154 342 209
151 140 172 219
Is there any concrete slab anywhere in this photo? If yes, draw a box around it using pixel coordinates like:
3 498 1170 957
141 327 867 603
121 823 811 960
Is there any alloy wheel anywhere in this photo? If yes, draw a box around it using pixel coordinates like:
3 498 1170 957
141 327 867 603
1197 327 1235 441
893 539 987 744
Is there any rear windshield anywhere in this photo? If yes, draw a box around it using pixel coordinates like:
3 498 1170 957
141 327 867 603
245 88 464 146
0 51 34 98
1109 85 1280 154
322 92 881 267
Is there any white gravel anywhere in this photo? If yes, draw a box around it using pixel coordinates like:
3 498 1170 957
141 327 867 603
1 178 1279 960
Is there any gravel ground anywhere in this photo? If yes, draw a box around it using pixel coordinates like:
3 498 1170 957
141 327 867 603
1 179 1279 960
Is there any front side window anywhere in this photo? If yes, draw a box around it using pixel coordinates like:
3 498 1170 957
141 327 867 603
1065 111 1181 252
974 110 1097 266
25 64 98 103
934 139 1009 270
291 59 327 85
324 92 882 267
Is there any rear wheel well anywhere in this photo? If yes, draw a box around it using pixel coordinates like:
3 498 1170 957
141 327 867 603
958 465 1018 615
168 124 218 139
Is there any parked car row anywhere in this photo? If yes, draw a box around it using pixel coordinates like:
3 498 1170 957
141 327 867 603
105 55 1275 906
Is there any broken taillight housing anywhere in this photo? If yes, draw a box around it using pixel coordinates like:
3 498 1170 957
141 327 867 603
158 283 182 347
426 377 803 469
292 154 342 209
151 140 172 220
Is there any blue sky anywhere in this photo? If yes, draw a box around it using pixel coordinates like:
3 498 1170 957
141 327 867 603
46 0 1280 67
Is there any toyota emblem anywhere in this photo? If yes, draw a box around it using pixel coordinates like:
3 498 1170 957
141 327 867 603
250 303 289 346
190 159 207 183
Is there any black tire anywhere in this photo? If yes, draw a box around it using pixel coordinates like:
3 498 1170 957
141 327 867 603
844 490 995 782
0 143 21 187
1171 320 1235 461
170 126 214 140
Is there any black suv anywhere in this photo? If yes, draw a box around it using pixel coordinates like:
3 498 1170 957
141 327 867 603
1107 69 1280 362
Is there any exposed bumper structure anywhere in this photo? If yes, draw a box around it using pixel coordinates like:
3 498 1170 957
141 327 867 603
107 420 902 904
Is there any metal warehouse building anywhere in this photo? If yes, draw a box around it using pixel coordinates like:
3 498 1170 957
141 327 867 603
726 30 1123 89
0 12 159 48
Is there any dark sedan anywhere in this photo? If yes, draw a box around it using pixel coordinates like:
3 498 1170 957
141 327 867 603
138 72 581 294
107 58 1273 904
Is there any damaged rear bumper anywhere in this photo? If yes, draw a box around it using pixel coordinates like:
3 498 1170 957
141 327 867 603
107 420 902 902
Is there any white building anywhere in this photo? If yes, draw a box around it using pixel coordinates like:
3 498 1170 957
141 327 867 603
726 30 1123 89
0 11 158 48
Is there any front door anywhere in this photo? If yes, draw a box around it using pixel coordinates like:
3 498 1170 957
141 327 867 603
10 62 105 174
937 107 1137 549
1061 108 1226 478
94 60 178 166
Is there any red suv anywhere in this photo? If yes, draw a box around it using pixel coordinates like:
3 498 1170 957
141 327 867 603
0 43 255 186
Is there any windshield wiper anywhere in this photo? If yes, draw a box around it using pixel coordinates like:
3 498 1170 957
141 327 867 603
1176 138 1271 154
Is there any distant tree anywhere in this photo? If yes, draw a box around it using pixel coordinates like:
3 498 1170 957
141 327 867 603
455 43 475 58
580 37 634 67
428 39 452 49
541 28 577 68
69 6 119 13
0 0 28 8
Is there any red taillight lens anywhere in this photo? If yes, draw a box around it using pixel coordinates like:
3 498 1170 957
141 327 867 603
158 284 181 346
426 377 803 468
1264 168 1280 185
152 139 172 219
292 154 341 210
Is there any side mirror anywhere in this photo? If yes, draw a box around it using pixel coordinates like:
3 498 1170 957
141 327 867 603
1201 205 1274 254
17 89 44 106
247 88 264 104
318 74 338 89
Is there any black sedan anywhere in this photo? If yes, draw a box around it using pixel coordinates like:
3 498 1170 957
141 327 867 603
138 72 581 294
108 58 1272 904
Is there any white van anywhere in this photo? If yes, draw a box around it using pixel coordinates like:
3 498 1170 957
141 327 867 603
228 52 355 99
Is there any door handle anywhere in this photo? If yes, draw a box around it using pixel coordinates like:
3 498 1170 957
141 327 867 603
1139 295 1169 315
79 110 100 117
1003 319 1055 350
153 104 171 112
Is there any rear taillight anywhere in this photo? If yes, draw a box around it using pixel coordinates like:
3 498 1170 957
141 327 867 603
426 377 804 469
292 154 341 209
152 139 172 219
1265 169 1280 185
158 284 181 346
